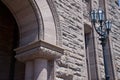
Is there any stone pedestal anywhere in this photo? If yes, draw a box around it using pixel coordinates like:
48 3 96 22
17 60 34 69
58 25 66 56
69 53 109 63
15 40 64 80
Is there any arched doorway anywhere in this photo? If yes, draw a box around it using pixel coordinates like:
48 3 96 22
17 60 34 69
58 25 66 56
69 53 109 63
0 1 25 80
0 0 63 80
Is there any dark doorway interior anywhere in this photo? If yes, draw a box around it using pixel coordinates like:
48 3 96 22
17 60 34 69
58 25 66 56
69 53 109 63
0 1 25 80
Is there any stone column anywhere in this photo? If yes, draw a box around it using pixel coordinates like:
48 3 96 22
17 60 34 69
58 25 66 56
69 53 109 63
34 59 47 80
25 61 34 80
15 40 64 80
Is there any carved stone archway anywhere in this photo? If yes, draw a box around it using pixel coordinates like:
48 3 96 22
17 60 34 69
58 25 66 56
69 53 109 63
1 0 42 46
1 0 63 80
1 0 60 46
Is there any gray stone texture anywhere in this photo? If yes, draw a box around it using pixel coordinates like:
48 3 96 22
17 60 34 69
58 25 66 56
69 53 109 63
53 0 88 80
53 0 120 80
1 0 120 80
107 0 120 80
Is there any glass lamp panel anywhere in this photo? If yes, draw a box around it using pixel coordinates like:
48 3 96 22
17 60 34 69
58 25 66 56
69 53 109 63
105 21 111 30
91 10 97 22
98 9 104 22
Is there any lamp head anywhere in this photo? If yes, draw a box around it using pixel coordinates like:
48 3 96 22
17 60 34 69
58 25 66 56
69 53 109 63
98 9 104 23
90 10 97 23
105 20 112 31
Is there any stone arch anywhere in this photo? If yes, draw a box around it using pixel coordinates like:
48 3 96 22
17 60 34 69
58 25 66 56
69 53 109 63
34 0 59 45
1 0 40 46
1 0 58 46
0 1 63 80
46 0 62 46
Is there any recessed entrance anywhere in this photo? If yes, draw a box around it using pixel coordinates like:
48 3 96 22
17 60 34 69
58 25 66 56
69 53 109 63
0 1 25 80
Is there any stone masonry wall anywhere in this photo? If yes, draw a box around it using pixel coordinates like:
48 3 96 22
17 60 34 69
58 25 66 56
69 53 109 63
53 0 88 80
107 0 120 80
52 0 119 80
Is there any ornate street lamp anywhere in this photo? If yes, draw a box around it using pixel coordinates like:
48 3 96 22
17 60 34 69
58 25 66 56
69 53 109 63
90 9 112 80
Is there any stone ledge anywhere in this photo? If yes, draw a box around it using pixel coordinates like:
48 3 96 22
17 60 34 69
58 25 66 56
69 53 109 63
15 40 64 62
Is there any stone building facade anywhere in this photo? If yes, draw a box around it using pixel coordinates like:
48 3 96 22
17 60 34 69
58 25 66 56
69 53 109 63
0 0 120 80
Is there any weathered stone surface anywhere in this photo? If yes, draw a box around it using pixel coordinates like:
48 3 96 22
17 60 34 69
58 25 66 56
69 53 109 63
15 40 64 62
107 0 120 80
2 0 120 80
53 0 88 79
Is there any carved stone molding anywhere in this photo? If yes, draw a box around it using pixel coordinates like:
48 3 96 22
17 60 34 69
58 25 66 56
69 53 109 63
15 40 64 62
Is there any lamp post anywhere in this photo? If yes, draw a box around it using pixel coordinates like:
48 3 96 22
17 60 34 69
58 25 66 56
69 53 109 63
90 9 112 80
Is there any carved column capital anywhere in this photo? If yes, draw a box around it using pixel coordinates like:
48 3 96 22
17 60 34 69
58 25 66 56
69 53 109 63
15 40 64 62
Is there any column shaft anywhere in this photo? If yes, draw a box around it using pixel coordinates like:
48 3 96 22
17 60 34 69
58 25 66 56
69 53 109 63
25 61 34 80
34 59 48 80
